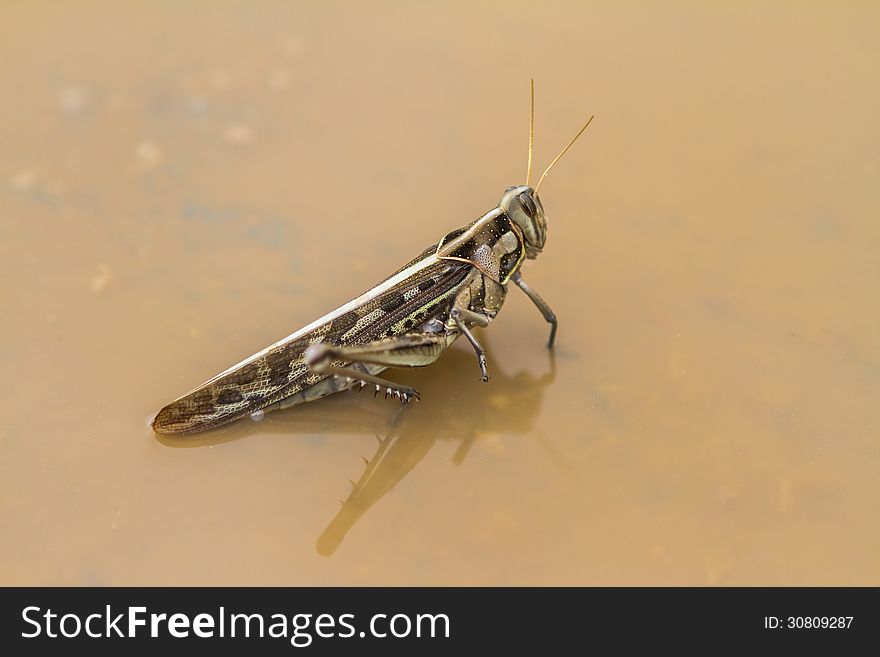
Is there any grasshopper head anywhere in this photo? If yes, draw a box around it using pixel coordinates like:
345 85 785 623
500 185 546 259
504 80 592 260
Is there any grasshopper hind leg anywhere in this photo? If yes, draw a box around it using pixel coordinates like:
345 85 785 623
262 362 387 413
305 333 449 403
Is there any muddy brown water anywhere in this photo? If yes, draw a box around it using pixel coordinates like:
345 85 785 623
1 2 878 584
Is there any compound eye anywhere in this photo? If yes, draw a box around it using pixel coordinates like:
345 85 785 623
505 185 518 193
518 192 537 217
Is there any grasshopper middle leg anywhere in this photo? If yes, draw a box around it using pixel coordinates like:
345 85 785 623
450 306 491 382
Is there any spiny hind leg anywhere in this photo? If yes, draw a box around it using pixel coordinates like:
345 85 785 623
262 362 377 413
305 333 449 402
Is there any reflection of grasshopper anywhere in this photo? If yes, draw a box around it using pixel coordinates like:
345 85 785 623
316 346 556 557
152 83 592 435
154 344 563 557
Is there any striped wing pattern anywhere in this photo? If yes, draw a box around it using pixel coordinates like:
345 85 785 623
152 247 471 434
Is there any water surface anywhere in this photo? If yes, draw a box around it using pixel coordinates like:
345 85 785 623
1 2 878 585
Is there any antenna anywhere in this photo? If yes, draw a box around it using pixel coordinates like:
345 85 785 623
533 115 594 195
526 79 535 187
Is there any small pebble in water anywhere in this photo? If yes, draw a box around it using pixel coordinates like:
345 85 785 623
90 264 113 293
224 123 253 144
57 86 89 115
135 141 163 169
9 169 37 191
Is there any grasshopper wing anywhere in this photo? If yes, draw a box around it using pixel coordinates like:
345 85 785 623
152 246 471 434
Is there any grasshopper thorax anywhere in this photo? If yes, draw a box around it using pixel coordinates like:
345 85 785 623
500 185 546 259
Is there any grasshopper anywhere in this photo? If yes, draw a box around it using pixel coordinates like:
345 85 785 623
152 83 593 435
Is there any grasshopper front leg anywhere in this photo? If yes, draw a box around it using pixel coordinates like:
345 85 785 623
511 270 558 348
305 333 448 402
